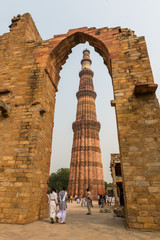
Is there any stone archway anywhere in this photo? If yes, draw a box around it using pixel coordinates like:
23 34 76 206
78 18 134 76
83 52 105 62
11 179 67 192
0 13 160 230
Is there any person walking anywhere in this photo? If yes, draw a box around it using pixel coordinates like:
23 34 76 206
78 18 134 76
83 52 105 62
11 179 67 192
98 194 101 207
70 195 73 203
86 188 92 215
103 195 106 206
81 195 85 207
49 187 58 224
100 195 104 208
112 196 115 205
108 195 112 206
57 187 67 224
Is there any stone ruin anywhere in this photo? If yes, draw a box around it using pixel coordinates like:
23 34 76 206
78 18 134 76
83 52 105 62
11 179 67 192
0 13 160 230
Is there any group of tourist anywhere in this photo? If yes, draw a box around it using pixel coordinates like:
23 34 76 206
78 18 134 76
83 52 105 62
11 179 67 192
48 187 92 224
68 193 93 208
48 187 119 224
68 194 78 203
48 186 67 224
98 194 115 208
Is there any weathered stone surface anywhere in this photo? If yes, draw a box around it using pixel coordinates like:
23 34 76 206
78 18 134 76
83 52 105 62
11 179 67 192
134 83 158 95
0 13 160 230
113 208 124 217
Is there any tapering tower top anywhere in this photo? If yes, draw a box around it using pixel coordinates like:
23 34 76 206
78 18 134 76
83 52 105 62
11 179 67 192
81 49 92 70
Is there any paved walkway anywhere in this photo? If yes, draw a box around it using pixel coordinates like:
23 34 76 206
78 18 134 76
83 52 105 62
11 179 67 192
0 202 160 240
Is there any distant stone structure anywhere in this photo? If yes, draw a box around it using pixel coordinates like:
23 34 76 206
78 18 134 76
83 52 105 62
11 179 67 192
67 50 105 199
110 154 122 206
0 13 160 230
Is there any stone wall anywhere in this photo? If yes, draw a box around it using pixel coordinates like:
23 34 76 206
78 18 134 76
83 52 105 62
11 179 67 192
0 13 56 223
0 13 160 229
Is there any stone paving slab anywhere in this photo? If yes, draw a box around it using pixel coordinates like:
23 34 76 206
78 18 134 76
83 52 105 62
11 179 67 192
0 202 160 240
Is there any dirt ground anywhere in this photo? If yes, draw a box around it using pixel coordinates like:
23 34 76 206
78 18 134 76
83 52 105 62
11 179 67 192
0 201 160 240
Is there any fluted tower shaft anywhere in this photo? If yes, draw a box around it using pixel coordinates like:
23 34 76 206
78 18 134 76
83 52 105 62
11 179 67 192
68 50 105 199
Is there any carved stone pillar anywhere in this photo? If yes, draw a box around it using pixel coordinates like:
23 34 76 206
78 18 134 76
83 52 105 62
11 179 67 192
111 163 119 207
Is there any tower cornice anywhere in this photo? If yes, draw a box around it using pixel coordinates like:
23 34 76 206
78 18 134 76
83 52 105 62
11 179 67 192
81 58 92 65
79 69 94 78
76 89 97 99
72 119 101 132
83 49 90 54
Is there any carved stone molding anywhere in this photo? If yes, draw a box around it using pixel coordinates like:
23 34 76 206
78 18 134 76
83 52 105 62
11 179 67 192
79 69 94 78
72 120 100 132
76 89 96 99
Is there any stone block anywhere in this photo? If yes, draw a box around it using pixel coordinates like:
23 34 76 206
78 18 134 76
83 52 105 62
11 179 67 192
136 181 149 187
128 222 144 229
141 205 156 211
100 208 111 213
137 198 148 204
139 211 148 217
151 211 160 217
143 223 160 230
127 216 137 222
148 187 160 193
137 216 154 223
134 83 157 95
113 208 124 217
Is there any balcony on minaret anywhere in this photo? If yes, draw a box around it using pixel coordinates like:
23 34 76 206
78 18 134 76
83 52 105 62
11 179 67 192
68 50 105 199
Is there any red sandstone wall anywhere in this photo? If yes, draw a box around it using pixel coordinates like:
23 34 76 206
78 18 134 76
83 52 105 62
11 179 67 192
0 13 160 230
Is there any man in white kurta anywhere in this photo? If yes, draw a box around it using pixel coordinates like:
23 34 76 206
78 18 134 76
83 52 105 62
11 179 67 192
86 188 92 215
57 187 67 224
49 188 58 224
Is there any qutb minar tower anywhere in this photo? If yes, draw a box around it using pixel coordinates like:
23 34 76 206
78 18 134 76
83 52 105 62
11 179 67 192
68 50 105 199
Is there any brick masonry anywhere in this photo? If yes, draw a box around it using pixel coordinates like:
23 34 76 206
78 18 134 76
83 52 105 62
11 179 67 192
0 13 160 229
67 50 105 199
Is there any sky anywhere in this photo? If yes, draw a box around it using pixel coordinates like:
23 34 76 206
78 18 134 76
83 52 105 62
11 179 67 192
0 0 160 182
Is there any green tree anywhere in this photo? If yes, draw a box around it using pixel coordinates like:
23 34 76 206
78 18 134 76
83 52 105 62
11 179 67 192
105 181 113 194
105 181 108 191
48 168 70 193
